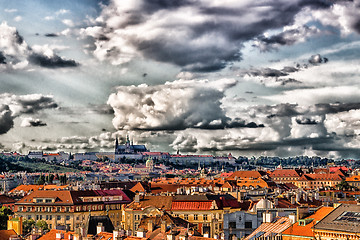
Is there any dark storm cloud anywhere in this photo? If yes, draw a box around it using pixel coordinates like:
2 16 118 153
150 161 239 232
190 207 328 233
0 93 59 135
0 51 6 64
14 94 58 114
254 25 320 51
308 54 328 64
89 104 114 114
314 102 360 114
246 67 289 78
0 22 79 69
44 33 59 37
295 116 321 124
21 118 47 127
0 105 14 134
28 53 79 68
84 0 335 72
276 78 302 86
258 102 360 119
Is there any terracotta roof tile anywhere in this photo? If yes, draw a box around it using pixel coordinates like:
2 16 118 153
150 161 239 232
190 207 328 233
171 201 213 210
0 229 19 240
37 229 75 240
282 207 333 237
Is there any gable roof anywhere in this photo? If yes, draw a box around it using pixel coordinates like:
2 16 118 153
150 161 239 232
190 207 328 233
313 204 360 233
227 171 267 180
125 196 173 211
282 206 333 237
244 217 292 240
37 229 75 240
0 229 19 240
270 169 302 178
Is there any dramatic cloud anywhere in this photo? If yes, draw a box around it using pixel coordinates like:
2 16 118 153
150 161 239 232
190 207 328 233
0 93 58 135
0 105 14 134
253 25 321 51
0 22 78 69
44 33 59 37
107 78 264 131
20 117 47 127
308 54 328 64
82 0 332 71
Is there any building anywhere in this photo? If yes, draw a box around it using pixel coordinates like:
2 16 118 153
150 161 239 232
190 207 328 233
281 206 334 240
295 173 343 189
269 169 303 185
115 136 148 155
313 204 360 240
345 175 360 189
14 189 131 231
244 216 293 240
123 194 243 239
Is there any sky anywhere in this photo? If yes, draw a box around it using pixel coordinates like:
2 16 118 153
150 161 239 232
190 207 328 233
1 0 360 159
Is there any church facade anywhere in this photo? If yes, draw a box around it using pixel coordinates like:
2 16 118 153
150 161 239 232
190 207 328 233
114 136 148 160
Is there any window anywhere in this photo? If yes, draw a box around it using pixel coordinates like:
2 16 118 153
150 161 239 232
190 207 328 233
229 222 236 229
57 207 61 212
194 214 198 221
184 214 188 220
27 215 31 220
49 215 52 220
66 216 70 221
27 207 31 212
66 207 70 212
57 216 61 221
245 221 252 229
203 214 208 221
45 199 52 203
18 207 23 212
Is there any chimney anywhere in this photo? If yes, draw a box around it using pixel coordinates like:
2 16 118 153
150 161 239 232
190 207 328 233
296 191 301 202
289 214 296 224
113 229 119 240
161 221 167 233
79 226 87 237
167 229 176 240
303 192 308 202
147 220 154 232
97 223 105 234
56 232 64 240
134 195 140 203
314 192 319 200
73 234 80 240
263 212 273 223
291 196 295 205
136 228 146 238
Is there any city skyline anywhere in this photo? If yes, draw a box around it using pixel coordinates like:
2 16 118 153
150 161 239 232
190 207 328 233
1 0 360 159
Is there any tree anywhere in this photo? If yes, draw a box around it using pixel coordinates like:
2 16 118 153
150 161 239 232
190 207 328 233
23 219 35 234
37 174 45 185
0 206 13 230
337 179 351 191
35 220 49 231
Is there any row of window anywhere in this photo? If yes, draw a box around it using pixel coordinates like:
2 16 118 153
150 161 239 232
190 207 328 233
17 206 71 212
20 214 72 221
17 203 122 213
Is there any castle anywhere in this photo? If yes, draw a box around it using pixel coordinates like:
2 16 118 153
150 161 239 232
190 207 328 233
115 135 148 155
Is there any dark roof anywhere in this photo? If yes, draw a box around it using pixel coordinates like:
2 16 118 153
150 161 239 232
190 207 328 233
0 195 16 205
313 204 360 233
87 215 114 235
